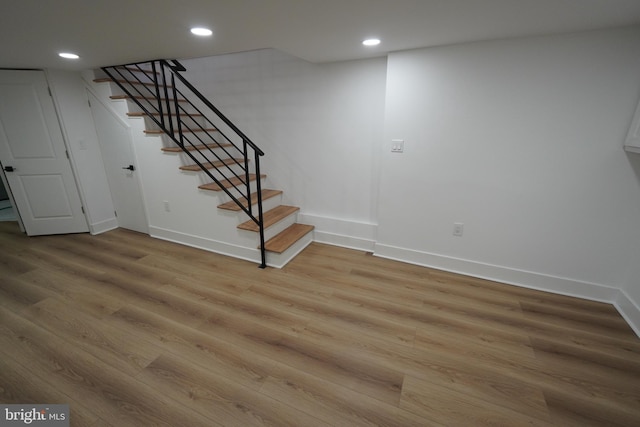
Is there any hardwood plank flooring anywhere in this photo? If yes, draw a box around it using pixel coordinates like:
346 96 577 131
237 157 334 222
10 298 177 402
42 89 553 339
0 222 639 426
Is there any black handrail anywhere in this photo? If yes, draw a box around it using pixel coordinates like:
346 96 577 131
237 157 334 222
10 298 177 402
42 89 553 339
163 60 265 156
101 60 267 268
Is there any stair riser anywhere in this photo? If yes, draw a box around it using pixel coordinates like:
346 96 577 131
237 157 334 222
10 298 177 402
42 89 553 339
180 163 245 175
111 84 161 101
177 148 245 167
200 176 266 195
119 96 189 117
142 116 210 132
162 143 238 156
124 99 194 114
256 195 283 216
95 69 156 86
104 68 157 85
240 178 266 197
177 157 247 179
265 231 314 268
108 74 182 90
250 211 298 243
219 183 272 204
109 81 195 107
191 169 248 186
219 192 282 215
159 132 225 150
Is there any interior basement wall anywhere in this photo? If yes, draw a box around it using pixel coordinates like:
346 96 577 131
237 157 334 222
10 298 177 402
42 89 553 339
618 153 640 332
377 26 640 331
182 50 387 250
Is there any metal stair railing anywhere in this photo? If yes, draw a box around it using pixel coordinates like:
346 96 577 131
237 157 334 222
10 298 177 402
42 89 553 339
101 59 267 268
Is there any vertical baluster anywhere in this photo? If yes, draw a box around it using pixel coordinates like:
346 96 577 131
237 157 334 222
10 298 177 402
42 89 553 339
172 73 183 147
159 62 174 137
254 148 266 268
151 61 165 130
243 139 252 215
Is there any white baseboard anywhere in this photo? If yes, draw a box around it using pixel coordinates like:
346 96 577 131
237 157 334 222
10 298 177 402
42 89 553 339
377 242 640 338
298 213 376 252
149 222 640 337
615 290 640 337
89 218 119 235
149 226 262 265
150 225 316 269
374 243 620 303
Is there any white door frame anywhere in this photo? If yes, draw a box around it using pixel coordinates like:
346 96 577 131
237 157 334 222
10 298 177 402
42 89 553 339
0 162 25 232
86 86 149 234
0 69 88 235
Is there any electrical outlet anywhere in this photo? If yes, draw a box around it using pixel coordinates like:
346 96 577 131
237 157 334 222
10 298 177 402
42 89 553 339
163 200 170 212
453 222 464 237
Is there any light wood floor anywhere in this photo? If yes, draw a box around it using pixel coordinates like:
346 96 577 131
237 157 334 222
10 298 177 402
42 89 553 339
1 221 639 426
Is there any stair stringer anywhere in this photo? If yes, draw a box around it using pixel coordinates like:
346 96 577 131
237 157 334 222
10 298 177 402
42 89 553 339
87 70 313 268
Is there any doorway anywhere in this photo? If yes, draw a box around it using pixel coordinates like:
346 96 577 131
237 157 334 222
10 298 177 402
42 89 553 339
0 69 88 235
0 177 17 222
87 89 149 234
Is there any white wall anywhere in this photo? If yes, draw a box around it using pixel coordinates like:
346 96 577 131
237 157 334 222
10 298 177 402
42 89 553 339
67 26 640 331
80 51 386 266
180 31 640 327
618 153 640 333
377 26 640 307
47 70 117 234
182 50 387 249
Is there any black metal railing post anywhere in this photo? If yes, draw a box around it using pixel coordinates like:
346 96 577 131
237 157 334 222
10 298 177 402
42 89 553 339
150 61 166 130
159 62 175 136
243 139 252 214
254 148 266 268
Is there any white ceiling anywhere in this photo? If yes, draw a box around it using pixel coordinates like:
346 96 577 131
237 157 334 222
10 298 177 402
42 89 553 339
2 0 640 70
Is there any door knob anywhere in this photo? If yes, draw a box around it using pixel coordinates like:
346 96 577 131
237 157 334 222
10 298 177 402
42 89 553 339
3 166 15 172
122 165 135 171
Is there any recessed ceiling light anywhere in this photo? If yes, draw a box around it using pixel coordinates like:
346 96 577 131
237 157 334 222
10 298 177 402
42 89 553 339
191 27 213 36
59 52 79 59
363 39 381 47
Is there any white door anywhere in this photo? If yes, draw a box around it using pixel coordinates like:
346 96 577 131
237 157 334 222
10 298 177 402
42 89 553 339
88 90 148 234
0 70 88 236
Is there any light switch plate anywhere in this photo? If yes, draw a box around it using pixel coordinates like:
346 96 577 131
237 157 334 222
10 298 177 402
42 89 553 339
391 139 404 153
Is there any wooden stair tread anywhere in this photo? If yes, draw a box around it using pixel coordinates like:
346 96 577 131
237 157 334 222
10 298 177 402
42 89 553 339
198 174 265 192
144 128 218 135
161 143 232 152
179 158 244 171
218 189 283 211
238 205 300 232
263 223 314 253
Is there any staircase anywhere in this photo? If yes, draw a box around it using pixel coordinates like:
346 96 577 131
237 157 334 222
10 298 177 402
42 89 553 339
95 60 314 268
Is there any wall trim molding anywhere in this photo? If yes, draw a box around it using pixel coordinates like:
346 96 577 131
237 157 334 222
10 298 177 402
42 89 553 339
149 225 308 269
615 289 640 337
374 242 621 304
89 218 118 235
374 243 640 336
150 226 261 264
298 213 376 252
150 221 640 337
